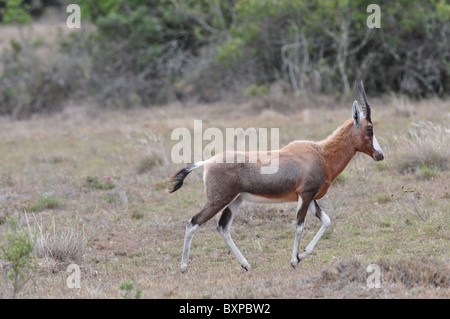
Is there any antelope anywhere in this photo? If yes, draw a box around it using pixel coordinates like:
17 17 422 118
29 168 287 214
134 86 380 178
169 81 384 273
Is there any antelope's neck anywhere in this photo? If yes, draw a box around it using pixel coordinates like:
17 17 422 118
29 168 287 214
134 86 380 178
319 120 357 182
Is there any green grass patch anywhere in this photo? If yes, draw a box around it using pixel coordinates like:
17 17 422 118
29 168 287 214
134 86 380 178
130 210 145 220
374 160 389 172
332 172 348 185
379 220 392 228
415 165 440 180
22 192 61 212
84 175 115 190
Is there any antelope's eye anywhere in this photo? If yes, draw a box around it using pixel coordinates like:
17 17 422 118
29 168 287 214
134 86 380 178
367 126 373 136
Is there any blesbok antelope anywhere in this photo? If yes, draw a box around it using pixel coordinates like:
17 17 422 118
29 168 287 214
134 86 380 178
169 81 384 274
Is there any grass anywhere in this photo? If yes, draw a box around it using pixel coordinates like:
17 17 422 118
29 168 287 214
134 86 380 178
316 256 449 292
84 176 115 190
34 224 86 263
0 97 448 298
332 172 348 185
131 131 170 175
22 192 61 212
130 210 145 220
394 121 449 173
415 165 440 180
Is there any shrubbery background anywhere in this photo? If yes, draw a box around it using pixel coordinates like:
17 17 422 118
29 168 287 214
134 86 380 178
0 0 448 117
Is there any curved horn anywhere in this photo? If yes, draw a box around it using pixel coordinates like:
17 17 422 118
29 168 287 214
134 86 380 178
356 80 371 121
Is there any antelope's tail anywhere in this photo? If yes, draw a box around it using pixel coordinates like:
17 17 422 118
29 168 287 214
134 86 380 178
168 162 205 193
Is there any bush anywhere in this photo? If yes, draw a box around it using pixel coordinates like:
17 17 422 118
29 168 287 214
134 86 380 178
83 0 448 105
316 256 449 289
0 216 36 298
243 84 269 98
34 225 86 263
84 176 115 190
119 277 142 299
0 0 61 22
73 0 235 108
22 192 61 212
0 36 86 118
130 132 170 174
1 1 448 116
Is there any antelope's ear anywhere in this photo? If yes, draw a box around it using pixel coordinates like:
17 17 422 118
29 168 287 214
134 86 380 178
352 100 362 127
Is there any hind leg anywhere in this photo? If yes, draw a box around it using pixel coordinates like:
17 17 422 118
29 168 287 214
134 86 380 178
181 218 199 274
216 196 251 271
298 201 330 261
181 195 238 274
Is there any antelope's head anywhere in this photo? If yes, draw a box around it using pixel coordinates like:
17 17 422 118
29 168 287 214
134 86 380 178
352 81 384 162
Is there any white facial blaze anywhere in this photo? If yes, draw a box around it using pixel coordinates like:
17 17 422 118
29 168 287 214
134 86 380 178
373 134 383 154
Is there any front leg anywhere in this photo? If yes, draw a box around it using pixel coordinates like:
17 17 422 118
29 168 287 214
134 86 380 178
291 196 303 268
298 201 330 261
291 194 314 269
291 222 305 269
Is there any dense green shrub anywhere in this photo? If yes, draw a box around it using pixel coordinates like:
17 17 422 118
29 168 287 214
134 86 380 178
78 0 449 103
0 0 448 116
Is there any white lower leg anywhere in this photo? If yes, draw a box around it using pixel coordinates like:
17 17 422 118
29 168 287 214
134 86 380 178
217 197 251 270
291 223 304 268
298 211 330 261
181 219 198 273
219 228 251 271
291 196 307 268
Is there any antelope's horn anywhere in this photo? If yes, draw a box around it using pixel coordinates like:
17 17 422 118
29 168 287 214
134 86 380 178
356 80 371 121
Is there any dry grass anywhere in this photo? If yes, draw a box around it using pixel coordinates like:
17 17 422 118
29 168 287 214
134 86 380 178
0 97 449 299
130 131 171 175
32 220 86 263
316 256 449 292
393 120 449 173
378 257 449 289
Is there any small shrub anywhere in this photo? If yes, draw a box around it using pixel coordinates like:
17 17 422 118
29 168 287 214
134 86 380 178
415 165 440 180
0 217 36 298
379 220 392 228
315 258 366 288
34 224 86 263
137 151 166 174
22 192 61 212
36 192 60 210
316 256 449 290
84 176 115 190
243 84 269 97
120 278 142 299
378 257 449 288
131 132 169 174
130 211 145 220
394 121 449 173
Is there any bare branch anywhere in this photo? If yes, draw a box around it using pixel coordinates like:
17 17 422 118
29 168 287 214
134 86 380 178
348 29 372 56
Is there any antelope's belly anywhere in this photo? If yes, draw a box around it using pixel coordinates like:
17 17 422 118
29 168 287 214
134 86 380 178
241 192 297 204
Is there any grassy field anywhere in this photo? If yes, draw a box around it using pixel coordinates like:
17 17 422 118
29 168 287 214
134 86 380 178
0 96 448 299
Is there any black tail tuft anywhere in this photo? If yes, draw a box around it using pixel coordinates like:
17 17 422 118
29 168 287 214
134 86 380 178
168 165 196 193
